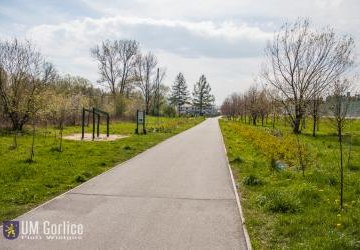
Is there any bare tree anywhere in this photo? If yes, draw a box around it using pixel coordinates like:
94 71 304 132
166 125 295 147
0 39 56 131
134 52 165 114
230 93 242 120
258 89 271 126
247 86 263 125
220 93 241 120
118 40 139 94
91 39 139 115
329 78 352 209
262 18 354 134
220 97 232 119
91 40 120 96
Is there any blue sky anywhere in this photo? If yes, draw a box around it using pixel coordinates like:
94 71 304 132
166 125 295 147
1 0 359 104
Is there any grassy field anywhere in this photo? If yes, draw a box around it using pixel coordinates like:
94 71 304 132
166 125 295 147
0 116 203 222
220 117 360 249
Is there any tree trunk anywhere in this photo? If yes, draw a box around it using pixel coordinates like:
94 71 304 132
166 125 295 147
59 122 63 152
338 126 344 209
312 114 317 137
312 99 318 137
302 116 306 129
272 112 276 129
293 116 302 134
29 122 35 162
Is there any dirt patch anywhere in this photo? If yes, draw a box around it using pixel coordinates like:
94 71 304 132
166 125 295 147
64 133 129 141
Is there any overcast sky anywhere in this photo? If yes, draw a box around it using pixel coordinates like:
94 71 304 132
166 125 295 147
0 0 359 104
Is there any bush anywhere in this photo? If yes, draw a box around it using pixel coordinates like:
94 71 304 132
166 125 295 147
243 175 263 186
328 176 338 186
257 190 301 213
348 164 359 171
297 184 321 205
74 174 87 183
162 105 176 117
230 156 243 164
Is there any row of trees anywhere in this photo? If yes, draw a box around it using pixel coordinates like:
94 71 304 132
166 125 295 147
90 39 215 117
222 19 355 135
221 86 272 127
221 18 357 210
0 38 216 133
262 19 355 134
90 39 168 116
0 39 109 132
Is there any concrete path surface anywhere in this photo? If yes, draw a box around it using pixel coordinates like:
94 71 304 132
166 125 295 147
1 118 249 250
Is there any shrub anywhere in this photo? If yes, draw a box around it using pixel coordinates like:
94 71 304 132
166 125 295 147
243 175 263 186
230 156 243 164
348 164 359 171
257 190 301 213
297 184 322 205
74 174 87 183
227 123 306 168
328 176 338 186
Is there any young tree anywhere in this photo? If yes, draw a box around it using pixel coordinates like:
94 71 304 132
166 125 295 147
262 18 354 134
0 38 56 131
150 82 170 116
169 72 189 115
311 95 322 137
192 75 215 115
329 78 352 209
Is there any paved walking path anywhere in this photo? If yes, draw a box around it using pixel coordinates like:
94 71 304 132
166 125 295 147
1 118 248 249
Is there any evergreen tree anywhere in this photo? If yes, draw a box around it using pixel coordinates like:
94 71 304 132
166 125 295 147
169 72 189 113
192 75 215 115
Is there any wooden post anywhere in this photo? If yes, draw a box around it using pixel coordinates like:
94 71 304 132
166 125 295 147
92 108 95 140
81 108 85 140
97 114 100 138
106 114 109 137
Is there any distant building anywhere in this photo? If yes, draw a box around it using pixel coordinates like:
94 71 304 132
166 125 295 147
177 104 219 116
324 92 360 117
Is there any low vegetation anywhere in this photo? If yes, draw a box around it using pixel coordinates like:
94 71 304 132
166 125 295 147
220 118 360 249
0 116 203 222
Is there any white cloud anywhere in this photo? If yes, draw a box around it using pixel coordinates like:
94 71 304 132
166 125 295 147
24 16 270 104
1 0 358 104
27 16 272 57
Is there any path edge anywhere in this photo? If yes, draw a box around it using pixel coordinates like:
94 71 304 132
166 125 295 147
218 119 252 250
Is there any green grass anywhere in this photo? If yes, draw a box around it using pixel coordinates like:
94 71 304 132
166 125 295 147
0 116 203 222
220 118 360 250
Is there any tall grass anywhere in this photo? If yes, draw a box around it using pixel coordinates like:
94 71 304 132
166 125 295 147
220 118 360 249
